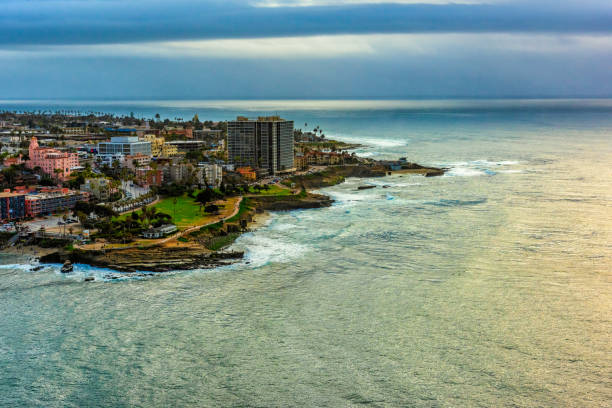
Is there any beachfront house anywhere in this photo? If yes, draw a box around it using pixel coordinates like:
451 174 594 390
142 224 178 239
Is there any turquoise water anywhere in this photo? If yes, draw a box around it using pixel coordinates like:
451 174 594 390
1 100 611 407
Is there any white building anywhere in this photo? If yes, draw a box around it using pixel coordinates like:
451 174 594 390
142 224 177 239
197 163 223 188
98 137 151 157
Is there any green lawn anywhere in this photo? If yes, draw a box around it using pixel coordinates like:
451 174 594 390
151 195 204 227
248 185 291 196
116 194 211 229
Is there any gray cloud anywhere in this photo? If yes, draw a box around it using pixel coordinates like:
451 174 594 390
1 0 612 47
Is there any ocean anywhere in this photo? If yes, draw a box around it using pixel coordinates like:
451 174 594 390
1 99 611 407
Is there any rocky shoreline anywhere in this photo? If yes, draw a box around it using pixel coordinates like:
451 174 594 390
39 247 245 273
32 191 334 273
21 163 443 274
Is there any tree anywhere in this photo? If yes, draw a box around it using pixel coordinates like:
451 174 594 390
76 211 88 227
196 187 223 206
62 212 68 236
204 204 219 214
195 189 213 206
53 168 63 181
186 149 203 163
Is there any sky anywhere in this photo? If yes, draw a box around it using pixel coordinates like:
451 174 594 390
1 0 612 99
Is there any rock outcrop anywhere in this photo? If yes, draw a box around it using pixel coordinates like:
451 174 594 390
39 246 243 272
249 193 333 211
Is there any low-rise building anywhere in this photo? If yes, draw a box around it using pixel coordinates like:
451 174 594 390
295 153 307 170
142 134 165 157
161 143 179 157
122 154 151 170
142 224 177 239
304 151 345 166
163 126 193 139
236 166 257 181
62 126 87 135
98 136 152 157
165 140 206 153
167 163 193 183
3 155 24 167
135 167 164 187
25 188 90 217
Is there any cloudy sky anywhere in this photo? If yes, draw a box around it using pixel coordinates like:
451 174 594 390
1 0 611 99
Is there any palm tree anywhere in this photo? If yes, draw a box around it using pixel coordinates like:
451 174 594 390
76 211 87 227
62 212 68 236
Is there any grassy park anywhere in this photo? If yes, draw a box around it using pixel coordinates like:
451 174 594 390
116 194 239 230
94 184 293 249
247 184 291 196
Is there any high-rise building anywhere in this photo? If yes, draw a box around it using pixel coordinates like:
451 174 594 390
227 116 294 175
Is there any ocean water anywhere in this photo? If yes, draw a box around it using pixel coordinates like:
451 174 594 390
1 100 611 407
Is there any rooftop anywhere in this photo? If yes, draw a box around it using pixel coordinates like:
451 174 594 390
0 191 25 198
234 116 286 122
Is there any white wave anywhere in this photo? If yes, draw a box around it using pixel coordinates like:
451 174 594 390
443 159 519 168
354 151 377 158
469 159 520 166
328 190 373 206
442 158 522 177
326 133 409 148
387 182 423 187
240 236 309 268
44 263 155 282
270 222 298 232
0 263 36 271
366 178 423 188
445 167 487 177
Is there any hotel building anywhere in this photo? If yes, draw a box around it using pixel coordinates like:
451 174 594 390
27 137 79 180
